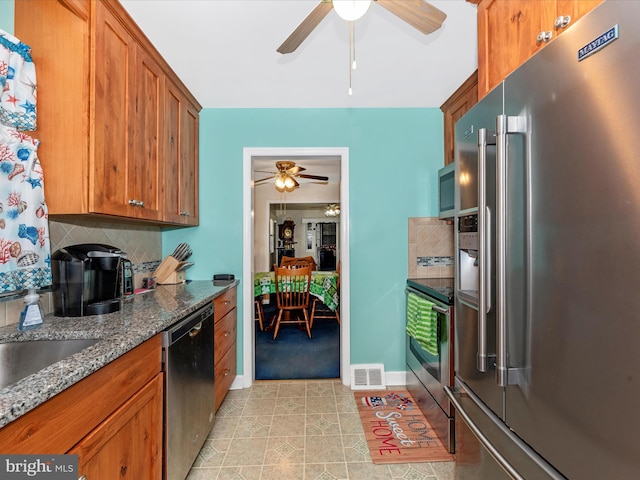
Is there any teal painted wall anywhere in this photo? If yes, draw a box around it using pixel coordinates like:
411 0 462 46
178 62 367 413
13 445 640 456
4 0 445 376
163 108 443 374
1 0 14 33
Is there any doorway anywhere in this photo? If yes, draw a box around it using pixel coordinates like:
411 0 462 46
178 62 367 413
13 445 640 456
242 147 350 388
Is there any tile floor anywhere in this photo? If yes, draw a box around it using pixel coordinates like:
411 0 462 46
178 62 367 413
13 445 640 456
186 379 455 480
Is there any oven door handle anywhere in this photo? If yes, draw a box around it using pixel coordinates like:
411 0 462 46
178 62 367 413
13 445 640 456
432 305 449 315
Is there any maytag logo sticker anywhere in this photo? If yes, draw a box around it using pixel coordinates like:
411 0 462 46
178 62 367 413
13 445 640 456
578 25 619 61
0 455 77 479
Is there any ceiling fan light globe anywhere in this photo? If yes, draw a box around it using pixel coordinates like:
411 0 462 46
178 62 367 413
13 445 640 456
333 0 372 21
284 176 296 189
275 175 286 189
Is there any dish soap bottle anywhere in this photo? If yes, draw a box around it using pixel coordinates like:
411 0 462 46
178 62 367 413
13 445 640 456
18 288 44 331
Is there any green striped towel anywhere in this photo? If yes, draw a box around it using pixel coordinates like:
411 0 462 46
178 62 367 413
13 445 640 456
406 292 439 356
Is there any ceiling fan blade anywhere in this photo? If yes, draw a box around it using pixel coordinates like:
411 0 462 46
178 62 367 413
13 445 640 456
286 166 306 174
254 170 276 174
254 177 275 184
375 0 446 35
277 1 333 54
297 173 329 181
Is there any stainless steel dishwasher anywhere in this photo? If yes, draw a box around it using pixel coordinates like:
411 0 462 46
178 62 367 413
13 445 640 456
162 302 215 480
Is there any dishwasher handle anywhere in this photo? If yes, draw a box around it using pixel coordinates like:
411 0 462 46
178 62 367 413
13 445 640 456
163 303 214 346
188 323 203 338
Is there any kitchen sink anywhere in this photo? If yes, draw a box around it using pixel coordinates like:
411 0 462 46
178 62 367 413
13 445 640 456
0 338 99 390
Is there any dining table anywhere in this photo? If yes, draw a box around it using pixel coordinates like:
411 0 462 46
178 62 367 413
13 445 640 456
254 270 339 311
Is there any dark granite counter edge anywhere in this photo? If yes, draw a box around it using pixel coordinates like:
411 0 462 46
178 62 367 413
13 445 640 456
0 279 239 429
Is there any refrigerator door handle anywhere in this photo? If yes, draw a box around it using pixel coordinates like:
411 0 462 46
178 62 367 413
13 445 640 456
445 385 525 480
496 114 527 387
477 127 494 372
446 382 565 480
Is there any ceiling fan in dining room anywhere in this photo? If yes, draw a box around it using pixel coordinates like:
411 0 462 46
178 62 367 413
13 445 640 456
254 161 329 192
276 0 447 54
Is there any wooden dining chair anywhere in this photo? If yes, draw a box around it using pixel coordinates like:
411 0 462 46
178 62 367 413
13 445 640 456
254 299 264 331
272 264 312 340
310 260 340 329
280 256 317 271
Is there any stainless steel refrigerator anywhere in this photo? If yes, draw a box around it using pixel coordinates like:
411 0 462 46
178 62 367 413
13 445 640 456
447 2 640 479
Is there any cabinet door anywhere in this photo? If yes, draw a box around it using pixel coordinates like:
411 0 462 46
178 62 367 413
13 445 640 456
132 46 164 221
555 1 603 31
478 0 554 97
214 341 237 411
70 374 163 480
164 82 200 225
92 1 136 217
15 0 91 215
478 0 603 98
440 71 478 165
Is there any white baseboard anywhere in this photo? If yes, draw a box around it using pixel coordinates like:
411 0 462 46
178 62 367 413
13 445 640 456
384 370 407 387
230 375 244 390
229 370 406 390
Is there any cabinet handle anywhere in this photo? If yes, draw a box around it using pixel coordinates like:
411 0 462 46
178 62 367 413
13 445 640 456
536 31 553 43
224 331 231 337
79 476 87 480
554 15 571 29
224 368 231 376
128 199 145 207
179 211 191 216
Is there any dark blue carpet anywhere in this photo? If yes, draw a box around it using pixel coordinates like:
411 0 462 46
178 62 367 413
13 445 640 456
255 313 340 380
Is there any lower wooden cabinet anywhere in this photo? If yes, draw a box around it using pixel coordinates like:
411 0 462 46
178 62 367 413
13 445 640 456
214 287 238 411
214 345 237 412
70 374 163 479
0 335 163 480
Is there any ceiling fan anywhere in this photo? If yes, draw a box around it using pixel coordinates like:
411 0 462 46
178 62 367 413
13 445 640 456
254 161 330 192
276 0 447 54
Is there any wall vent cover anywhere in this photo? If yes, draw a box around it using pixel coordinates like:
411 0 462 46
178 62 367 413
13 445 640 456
350 363 386 390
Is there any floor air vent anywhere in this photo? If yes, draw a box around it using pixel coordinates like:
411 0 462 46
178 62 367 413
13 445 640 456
350 364 386 390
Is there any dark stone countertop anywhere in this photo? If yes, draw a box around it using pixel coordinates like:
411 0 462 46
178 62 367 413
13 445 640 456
0 280 238 428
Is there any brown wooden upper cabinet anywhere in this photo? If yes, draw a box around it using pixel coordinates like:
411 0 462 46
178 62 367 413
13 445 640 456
15 0 201 225
163 82 200 225
476 0 603 98
440 70 478 166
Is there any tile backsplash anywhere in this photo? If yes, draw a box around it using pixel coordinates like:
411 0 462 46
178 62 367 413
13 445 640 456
0 218 163 326
409 217 454 278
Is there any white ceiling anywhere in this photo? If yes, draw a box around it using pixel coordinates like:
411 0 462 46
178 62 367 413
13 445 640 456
119 0 479 109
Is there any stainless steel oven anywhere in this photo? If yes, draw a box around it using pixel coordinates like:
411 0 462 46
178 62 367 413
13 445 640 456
406 278 455 453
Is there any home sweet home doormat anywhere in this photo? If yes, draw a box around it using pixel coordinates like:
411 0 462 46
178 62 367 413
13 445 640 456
354 390 454 464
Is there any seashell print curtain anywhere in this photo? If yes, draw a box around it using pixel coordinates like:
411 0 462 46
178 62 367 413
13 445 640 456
0 29 50 293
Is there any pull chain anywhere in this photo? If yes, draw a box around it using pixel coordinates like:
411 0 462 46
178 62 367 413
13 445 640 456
348 21 354 95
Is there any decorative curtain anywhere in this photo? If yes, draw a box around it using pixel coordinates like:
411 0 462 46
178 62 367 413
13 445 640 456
0 29 51 293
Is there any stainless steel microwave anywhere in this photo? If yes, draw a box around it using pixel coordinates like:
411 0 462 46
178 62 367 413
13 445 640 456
438 162 455 219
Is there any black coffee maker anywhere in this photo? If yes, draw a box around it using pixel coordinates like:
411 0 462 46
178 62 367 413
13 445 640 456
51 243 127 317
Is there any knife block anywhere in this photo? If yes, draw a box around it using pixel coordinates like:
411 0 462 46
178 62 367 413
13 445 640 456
153 256 187 285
